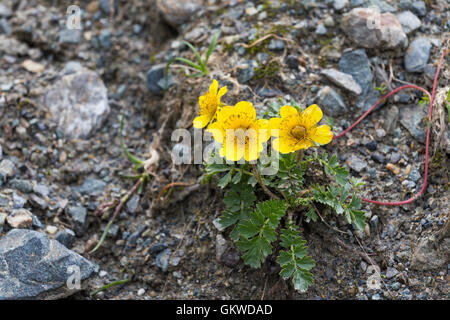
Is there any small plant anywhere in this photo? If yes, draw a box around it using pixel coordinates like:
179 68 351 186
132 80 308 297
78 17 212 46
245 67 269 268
196 79 366 292
165 30 221 84
375 83 387 95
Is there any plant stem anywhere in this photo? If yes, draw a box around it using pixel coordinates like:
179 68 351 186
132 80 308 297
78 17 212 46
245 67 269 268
251 163 279 200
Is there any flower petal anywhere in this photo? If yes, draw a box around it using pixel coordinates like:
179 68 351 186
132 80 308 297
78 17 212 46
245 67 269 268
280 105 298 118
209 79 218 95
309 125 333 145
206 123 225 143
300 104 323 129
278 136 300 154
193 115 211 129
235 101 256 120
294 139 314 150
218 86 227 98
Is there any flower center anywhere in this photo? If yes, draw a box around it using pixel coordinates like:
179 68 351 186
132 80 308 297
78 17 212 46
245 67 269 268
291 125 306 140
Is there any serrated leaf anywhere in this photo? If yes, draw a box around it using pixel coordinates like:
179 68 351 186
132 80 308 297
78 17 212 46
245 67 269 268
292 269 314 292
237 200 288 268
218 210 240 229
218 171 232 188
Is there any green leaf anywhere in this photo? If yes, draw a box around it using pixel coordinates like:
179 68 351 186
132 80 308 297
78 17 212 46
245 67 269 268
277 225 314 293
205 30 221 65
218 171 232 189
236 200 288 268
183 41 206 71
174 56 203 71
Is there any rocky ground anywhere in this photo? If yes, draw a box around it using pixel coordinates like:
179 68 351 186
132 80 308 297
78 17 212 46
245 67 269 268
0 0 449 300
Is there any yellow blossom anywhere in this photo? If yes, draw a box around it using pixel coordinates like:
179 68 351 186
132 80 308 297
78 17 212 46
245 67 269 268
207 101 269 161
193 79 227 129
269 104 333 154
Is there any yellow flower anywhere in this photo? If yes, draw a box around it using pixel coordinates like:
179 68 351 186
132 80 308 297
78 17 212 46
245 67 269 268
207 101 269 162
269 104 333 154
193 79 227 129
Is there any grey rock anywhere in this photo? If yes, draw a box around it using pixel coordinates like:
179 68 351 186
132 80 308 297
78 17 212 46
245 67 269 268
315 24 327 35
315 86 348 117
0 18 12 35
155 248 171 272
29 194 48 210
342 8 407 49
424 64 437 81
333 0 348 11
365 0 397 13
404 38 431 73
0 35 29 56
132 24 142 34
410 1 426 17
0 4 12 18
98 29 111 49
31 215 43 229
58 29 82 44
126 194 140 214
61 61 83 75
237 60 257 84
156 0 203 27
396 11 421 34
146 64 174 95
408 168 421 182
392 282 401 290
0 159 16 181
371 152 385 163
389 152 401 163
383 105 399 133
386 267 399 279
339 49 373 99
216 234 227 261
55 229 76 249
346 155 367 173
33 184 50 198
79 178 106 196
12 193 26 209
402 180 416 190
320 68 362 95
411 236 447 271
67 206 87 236
399 104 427 143
150 243 168 254
268 39 284 51
256 52 270 64
0 229 97 299
372 293 381 300
0 212 6 227
99 0 118 15
42 69 110 139
9 179 32 193
370 215 379 230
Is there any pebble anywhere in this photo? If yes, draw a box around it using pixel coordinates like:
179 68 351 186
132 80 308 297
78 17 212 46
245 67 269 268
371 152 385 164
0 159 16 181
285 55 299 70
346 155 367 173
12 192 27 209
0 18 12 35
333 0 348 11
410 1 427 17
386 267 399 279
315 24 327 35
42 69 110 139
392 282 401 290
6 209 33 228
268 39 284 51
55 228 76 248
237 60 257 84
339 49 373 99
137 288 145 296
79 178 107 196
67 206 87 236
386 163 400 175
146 64 174 95
408 168 421 182
156 0 202 26
399 104 427 143
46 225 58 235
9 179 33 193
156 248 172 272
396 11 422 34
0 3 12 18
342 8 407 49
320 69 362 95
404 38 431 73
315 86 348 117
365 140 377 151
